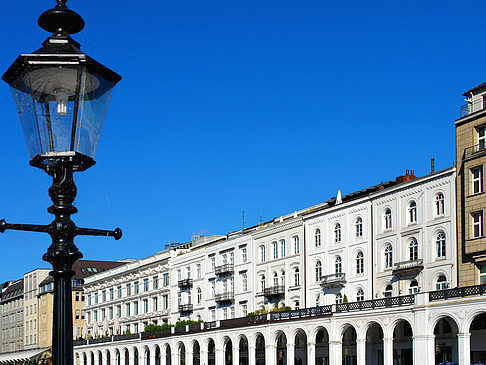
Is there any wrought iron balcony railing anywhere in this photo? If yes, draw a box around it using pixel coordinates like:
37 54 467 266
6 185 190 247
463 143 486 160
215 264 234 276
263 285 285 297
178 304 193 313
393 259 423 276
460 98 485 118
320 273 346 288
178 279 193 289
429 283 486 301
214 291 235 303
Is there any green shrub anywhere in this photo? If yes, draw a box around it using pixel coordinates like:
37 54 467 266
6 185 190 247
343 294 348 303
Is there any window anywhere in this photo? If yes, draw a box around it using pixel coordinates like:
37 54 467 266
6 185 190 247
356 251 364 275
242 273 248 292
211 257 216 271
177 270 182 281
196 287 202 304
356 288 364 302
480 265 486 285
144 279 149 292
163 273 169 287
294 300 300 310
260 245 266 262
153 276 158 290
177 293 182 306
109 307 113 319
384 208 392 230
436 232 446 258
355 217 363 238
334 223 342 243
162 295 168 310
478 126 486 149
186 266 191 279
280 271 285 287
272 241 278 259
109 288 114 300
294 268 300 286
408 201 417 224
435 193 445 216
125 303 130 316
335 293 343 304
473 211 483 238
384 284 392 298
143 299 148 313
293 236 300 254
315 294 320 307
409 238 418 261
472 166 483 194
134 281 139 294
211 309 216 321
273 272 278 287
280 240 286 257
230 252 235 264
116 305 121 317
408 280 419 294
241 247 248 263
260 275 266 292
196 265 201 279
133 301 138 315
223 308 228 320
315 228 321 247
315 261 322 282
335 256 342 274
94 292 98 304
242 304 248 317
436 275 448 290
384 244 393 269
211 281 216 298
222 253 227 264
75 310 80 320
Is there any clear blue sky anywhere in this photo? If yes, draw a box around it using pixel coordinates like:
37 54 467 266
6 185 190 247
0 0 482 281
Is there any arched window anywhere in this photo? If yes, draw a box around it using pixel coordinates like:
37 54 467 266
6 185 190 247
315 229 321 247
384 244 393 268
356 288 364 302
272 241 278 259
408 280 419 294
280 271 285 287
409 238 418 261
435 193 445 216
436 275 448 290
384 284 392 298
335 292 343 304
293 236 300 254
273 272 278 287
436 232 446 258
334 223 342 243
384 208 392 230
294 268 300 286
315 294 320 307
315 261 322 282
356 251 364 274
408 201 417 223
355 217 363 237
280 239 286 257
260 275 266 292
335 256 342 274
260 245 266 262
197 287 202 304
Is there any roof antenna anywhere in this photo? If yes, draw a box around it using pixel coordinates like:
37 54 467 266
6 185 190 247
241 210 245 230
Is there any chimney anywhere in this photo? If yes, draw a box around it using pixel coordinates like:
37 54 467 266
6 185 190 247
396 169 417 184
431 158 435 173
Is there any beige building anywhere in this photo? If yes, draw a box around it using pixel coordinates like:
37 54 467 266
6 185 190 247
23 269 49 350
0 279 24 353
455 81 486 286
38 260 124 348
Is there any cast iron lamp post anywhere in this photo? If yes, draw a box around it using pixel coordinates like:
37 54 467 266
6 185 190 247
0 1 122 364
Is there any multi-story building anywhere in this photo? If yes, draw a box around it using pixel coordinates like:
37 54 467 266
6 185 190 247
38 260 125 348
0 279 23 353
456 81 486 286
23 268 49 350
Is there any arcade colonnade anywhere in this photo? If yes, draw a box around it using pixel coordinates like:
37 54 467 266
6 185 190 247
74 293 486 365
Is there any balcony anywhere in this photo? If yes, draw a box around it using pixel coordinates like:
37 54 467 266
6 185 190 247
320 273 346 289
215 264 234 276
393 259 423 277
463 143 486 161
214 291 235 303
460 98 485 118
178 279 193 289
263 286 285 298
178 304 193 313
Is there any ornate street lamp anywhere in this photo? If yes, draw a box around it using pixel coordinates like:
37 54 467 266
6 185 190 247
0 1 122 364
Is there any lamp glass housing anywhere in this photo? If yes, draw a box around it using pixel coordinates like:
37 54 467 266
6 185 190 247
7 57 116 159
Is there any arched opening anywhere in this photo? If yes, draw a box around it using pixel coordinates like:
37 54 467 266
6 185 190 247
106 350 111 365
193 341 200 365
98 351 102 365
342 325 357 365
315 327 329 365
224 339 233 365
144 347 150 365
90 352 94 365
276 332 287 365
208 338 216 365
134 348 139 365
392 320 413 365
124 348 129 365
239 336 249 365
365 322 383 365
470 312 486 363
434 316 458 364
178 343 186 365
294 329 307 365
114 349 120 365
255 334 265 365
166 345 172 365
83 353 87 365
155 346 161 365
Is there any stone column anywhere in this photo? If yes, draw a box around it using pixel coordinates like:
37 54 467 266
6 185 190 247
266 344 276 365
286 342 295 365
248 345 256 365
171 350 178 365
149 349 157 365
308 341 316 365
329 340 342 365
383 337 393 365
215 349 224 365
94 352 100 365
77 352 84 365
413 335 435 365
457 332 471 365
128 348 136 365
232 346 239 365
120 350 127 365
139 348 146 365
356 339 366 365
200 349 208 365
186 351 194 365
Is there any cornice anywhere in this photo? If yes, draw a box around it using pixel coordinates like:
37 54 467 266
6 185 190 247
251 218 303 239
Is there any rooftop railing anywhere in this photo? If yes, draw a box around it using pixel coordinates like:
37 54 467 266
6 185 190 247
460 98 485 118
